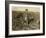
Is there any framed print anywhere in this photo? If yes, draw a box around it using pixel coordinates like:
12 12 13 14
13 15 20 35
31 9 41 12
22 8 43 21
5 1 45 37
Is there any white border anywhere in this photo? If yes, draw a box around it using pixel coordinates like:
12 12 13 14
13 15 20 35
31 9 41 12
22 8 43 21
9 4 43 35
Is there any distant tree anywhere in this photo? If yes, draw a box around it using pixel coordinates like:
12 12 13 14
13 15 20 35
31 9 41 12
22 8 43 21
25 9 28 11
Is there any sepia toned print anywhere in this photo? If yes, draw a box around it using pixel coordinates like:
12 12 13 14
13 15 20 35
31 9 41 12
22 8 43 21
12 7 40 31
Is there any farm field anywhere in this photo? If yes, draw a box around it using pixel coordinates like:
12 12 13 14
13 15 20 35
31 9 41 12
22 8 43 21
12 10 40 31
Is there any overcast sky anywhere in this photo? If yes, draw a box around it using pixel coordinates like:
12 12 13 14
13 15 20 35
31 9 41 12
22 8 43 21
12 7 40 12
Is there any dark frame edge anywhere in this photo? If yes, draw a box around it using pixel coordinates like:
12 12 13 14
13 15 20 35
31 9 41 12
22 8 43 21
5 1 9 38
43 3 45 35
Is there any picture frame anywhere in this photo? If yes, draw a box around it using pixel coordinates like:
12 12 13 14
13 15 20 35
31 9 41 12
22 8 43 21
5 1 45 38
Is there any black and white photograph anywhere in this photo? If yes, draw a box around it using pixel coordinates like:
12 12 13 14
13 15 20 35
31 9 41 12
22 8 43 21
12 7 40 30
